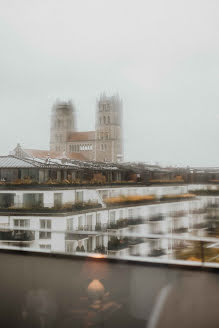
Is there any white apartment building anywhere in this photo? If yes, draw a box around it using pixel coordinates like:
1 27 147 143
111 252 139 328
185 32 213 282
0 184 217 259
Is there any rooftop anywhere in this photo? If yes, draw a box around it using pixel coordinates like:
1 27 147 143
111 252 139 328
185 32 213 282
68 131 95 142
21 148 86 161
0 156 35 168
0 155 121 171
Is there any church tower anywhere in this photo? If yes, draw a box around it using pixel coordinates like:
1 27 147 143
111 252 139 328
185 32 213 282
50 100 76 152
95 94 123 162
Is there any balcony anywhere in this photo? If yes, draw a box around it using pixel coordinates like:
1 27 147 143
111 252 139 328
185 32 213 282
0 230 35 242
65 233 89 241
148 214 164 222
148 248 166 257
173 227 188 234
108 236 146 251
3 201 102 212
107 218 144 230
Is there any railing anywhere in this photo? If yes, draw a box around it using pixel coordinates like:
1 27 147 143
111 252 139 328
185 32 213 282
148 215 164 222
0 225 219 267
0 229 35 242
172 227 188 233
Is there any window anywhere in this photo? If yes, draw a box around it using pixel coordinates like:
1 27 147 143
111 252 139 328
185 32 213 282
67 218 73 231
96 235 103 247
40 244 51 250
87 237 93 252
128 209 133 219
39 231 51 239
108 116 110 124
110 211 116 225
86 214 93 230
76 191 83 202
54 193 62 208
96 213 101 225
14 219 30 228
40 219 51 229
0 193 15 208
104 116 106 124
23 193 44 208
78 215 83 229
65 241 75 253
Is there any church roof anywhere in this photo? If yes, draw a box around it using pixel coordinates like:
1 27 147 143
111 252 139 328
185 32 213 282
68 131 95 142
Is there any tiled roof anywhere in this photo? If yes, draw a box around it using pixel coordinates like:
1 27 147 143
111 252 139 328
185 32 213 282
23 149 86 161
9 145 121 170
67 152 87 161
68 131 95 142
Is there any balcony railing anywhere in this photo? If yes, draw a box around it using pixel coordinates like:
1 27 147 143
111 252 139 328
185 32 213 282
148 248 166 257
0 226 219 266
148 215 164 222
173 227 188 233
0 230 35 241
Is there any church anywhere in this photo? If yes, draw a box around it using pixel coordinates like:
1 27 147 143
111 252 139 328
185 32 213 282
13 94 123 163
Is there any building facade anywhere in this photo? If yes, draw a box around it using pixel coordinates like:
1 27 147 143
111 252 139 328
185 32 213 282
0 183 213 257
50 94 123 162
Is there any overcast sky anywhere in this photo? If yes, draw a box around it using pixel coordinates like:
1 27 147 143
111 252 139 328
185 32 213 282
0 0 219 166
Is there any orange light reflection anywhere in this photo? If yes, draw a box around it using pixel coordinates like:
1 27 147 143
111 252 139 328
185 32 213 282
90 253 106 259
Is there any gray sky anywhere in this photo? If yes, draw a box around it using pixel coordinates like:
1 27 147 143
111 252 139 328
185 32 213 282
0 0 219 166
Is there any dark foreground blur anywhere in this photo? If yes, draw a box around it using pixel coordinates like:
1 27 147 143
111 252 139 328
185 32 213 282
0 250 218 328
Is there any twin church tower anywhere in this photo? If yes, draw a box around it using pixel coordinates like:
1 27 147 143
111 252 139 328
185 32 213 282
50 94 123 162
